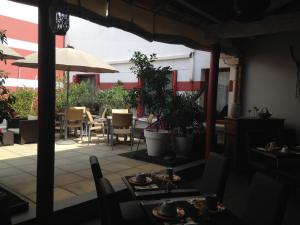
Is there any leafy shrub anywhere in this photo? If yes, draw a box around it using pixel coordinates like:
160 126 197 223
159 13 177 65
95 84 129 115
56 81 95 112
11 88 37 117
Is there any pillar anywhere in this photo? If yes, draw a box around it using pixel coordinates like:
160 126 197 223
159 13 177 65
36 0 56 224
137 76 144 117
205 44 220 158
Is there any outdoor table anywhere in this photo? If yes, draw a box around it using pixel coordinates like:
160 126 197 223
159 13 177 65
140 196 246 225
251 147 300 169
121 173 200 200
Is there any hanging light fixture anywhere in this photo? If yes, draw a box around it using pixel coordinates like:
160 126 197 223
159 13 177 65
49 0 70 35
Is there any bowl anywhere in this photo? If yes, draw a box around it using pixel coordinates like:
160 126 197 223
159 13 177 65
159 200 177 217
135 173 147 183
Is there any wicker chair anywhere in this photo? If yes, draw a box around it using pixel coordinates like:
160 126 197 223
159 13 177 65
112 109 129 114
86 110 105 144
111 113 133 150
64 108 84 140
130 114 154 151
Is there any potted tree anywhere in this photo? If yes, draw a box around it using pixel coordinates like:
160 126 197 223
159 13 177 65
168 89 206 156
129 51 173 156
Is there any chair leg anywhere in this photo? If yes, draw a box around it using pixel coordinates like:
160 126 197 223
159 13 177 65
88 129 91 145
111 132 114 150
136 138 141 151
136 133 144 151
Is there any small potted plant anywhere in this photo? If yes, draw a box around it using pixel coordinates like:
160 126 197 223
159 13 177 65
129 51 173 156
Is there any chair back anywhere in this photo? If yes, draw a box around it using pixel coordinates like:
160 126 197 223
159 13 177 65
242 172 287 225
112 113 132 128
71 106 87 114
198 152 230 202
98 178 122 225
101 108 108 118
86 110 94 123
112 108 129 114
89 155 103 195
65 108 84 121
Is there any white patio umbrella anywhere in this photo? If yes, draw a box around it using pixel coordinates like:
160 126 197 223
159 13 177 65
12 46 118 143
12 46 118 106
0 43 24 60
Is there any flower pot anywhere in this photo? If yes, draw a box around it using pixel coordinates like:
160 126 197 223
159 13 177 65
173 135 193 156
144 129 170 157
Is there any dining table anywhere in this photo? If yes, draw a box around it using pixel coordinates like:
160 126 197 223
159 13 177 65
140 196 246 225
251 147 300 169
121 172 200 200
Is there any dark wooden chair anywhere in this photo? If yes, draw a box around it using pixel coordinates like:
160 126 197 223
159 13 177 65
90 155 148 225
242 172 288 225
191 152 230 202
98 177 148 225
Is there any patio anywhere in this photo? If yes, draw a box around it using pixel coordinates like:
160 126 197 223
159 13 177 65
0 138 165 206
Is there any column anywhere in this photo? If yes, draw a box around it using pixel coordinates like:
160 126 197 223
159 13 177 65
36 1 56 224
205 44 220 158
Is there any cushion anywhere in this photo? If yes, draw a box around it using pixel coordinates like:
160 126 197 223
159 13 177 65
27 115 38 120
7 128 20 134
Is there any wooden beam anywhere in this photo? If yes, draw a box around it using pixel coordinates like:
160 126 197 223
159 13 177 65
212 11 300 39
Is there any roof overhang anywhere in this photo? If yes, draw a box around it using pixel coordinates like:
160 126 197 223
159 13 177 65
9 0 300 55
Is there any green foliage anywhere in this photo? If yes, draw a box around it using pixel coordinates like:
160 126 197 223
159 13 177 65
11 88 37 118
168 88 206 136
56 81 95 112
129 51 173 123
68 81 94 107
0 31 16 121
95 84 129 114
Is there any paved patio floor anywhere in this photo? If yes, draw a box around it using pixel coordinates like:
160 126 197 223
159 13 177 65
0 136 165 206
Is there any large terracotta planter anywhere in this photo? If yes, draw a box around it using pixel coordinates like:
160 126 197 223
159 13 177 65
144 129 170 157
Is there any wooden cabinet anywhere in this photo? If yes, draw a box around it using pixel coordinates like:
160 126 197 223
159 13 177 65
224 117 284 170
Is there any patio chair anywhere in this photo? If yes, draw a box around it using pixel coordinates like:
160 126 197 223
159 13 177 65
192 152 230 202
111 113 133 150
130 114 154 151
112 109 129 114
64 108 84 140
98 177 148 225
86 110 105 144
242 172 288 225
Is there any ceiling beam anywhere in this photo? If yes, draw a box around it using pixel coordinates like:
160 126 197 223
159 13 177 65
174 0 222 24
212 11 300 39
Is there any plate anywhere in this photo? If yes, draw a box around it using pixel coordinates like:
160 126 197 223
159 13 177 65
152 207 185 220
128 176 152 186
156 174 181 182
208 203 226 214
191 201 225 214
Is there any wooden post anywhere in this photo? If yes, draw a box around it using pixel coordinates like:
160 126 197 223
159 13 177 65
205 44 220 158
36 1 56 224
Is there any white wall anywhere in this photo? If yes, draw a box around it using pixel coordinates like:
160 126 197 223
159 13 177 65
65 16 215 83
239 31 300 141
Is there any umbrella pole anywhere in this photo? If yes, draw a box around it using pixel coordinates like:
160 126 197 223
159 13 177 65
64 71 70 140
66 71 70 108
